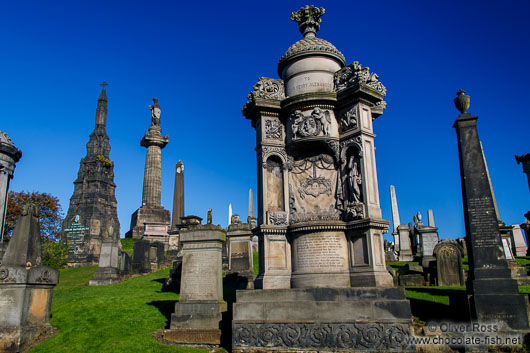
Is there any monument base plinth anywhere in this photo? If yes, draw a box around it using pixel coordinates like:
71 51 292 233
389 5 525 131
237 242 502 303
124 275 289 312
166 301 226 345
0 325 53 352
89 267 120 286
232 287 414 352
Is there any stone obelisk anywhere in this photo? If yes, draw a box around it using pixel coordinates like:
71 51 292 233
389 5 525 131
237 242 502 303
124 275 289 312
0 131 22 242
63 82 120 267
453 89 529 330
389 185 400 248
247 188 257 227
171 160 184 230
126 98 170 246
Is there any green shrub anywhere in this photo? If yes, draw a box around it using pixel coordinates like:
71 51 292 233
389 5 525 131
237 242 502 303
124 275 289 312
42 241 68 269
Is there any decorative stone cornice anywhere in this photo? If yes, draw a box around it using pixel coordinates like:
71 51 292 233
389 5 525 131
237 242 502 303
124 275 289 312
334 61 387 97
346 218 390 232
279 37 345 70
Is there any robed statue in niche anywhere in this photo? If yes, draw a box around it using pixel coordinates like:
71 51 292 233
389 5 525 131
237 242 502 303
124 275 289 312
345 155 362 203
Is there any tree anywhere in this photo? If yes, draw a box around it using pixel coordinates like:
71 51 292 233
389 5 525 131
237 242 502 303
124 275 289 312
3 190 64 243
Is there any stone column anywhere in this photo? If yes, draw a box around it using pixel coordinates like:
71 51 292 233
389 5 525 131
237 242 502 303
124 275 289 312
453 89 529 330
141 130 167 207
0 131 22 241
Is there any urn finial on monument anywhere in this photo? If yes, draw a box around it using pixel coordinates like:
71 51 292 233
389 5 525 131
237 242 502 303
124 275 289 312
291 5 325 38
454 88 470 114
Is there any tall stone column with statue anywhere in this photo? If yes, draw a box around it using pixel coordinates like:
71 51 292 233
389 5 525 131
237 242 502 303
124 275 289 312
126 98 171 247
233 6 413 352
63 82 120 267
0 131 22 245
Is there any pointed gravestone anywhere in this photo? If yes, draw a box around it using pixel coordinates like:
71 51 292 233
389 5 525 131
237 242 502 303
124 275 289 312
0 204 59 352
453 89 529 330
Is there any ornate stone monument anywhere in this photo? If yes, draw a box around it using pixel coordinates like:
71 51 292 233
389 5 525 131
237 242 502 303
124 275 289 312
63 82 120 267
164 223 227 345
413 212 439 267
126 98 171 247
0 131 22 243
453 89 529 330
233 6 413 352
433 239 464 286
0 205 59 352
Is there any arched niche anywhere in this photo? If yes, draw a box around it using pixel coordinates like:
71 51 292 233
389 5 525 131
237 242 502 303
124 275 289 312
266 156 285 212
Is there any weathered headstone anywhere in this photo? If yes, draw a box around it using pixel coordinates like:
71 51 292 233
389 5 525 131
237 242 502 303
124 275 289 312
413 212 439 267
119 251 132 276
126 98 170 248
433 239 464 286
397 224 414 262
0 131 22 242
89 238 120 286
132 240 164 273
227 214 254 289
453 89 529 330
510 224 527 256
63 83 120 267
0 205 59 352
233 7 413 352
164 224 227 344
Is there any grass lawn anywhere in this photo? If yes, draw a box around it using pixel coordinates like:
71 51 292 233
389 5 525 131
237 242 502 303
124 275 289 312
30 266 209 353
120 238 136 254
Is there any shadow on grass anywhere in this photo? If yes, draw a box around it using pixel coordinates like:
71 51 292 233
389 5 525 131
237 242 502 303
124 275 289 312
407 287 470 323
147 300 177 329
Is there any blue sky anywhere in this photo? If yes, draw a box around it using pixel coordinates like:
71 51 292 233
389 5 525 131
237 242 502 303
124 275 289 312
1 1 529 241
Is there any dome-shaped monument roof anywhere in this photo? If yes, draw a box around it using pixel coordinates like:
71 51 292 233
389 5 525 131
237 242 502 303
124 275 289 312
278 5 345 75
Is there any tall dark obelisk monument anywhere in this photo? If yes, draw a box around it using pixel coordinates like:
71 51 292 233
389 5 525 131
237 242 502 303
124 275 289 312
63 82 120 267
171 160 184 230
454 89 529 330
126 98 170 245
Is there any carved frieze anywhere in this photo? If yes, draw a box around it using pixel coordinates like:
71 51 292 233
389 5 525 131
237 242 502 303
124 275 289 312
264 119 283 140
247 77 285 102
261 146 287 164
267 211 289 226
334 61 387 96
291 107 331 138
233 322 412 350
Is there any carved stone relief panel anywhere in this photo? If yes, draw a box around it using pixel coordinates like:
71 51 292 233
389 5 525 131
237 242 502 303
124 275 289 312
264 118 283 140
340 106 358 132
340 142 365 221
266 157 285 212
289 153 341 224
290 107 334 139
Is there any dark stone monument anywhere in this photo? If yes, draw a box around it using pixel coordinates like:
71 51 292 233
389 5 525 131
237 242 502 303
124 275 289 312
433 239 464 286
132 240 165 274
63 82 120 267
0 131 22 242
0 205 59 352
397 263 425 286
119 251 132 276
126 98 171 248
453 89 529 330
164 224 227 345
89 238 120 286
233 6 414 352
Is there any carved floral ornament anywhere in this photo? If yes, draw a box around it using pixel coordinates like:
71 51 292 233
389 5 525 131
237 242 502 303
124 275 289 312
334 61 387 96
264 119 283 140
247 77 285 103
261 146 288 167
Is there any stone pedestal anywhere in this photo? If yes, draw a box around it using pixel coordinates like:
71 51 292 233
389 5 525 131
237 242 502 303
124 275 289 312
227 222 254 289
510 224 527 256
164 225 227 345
397 224 413 262
232 288 414 352
454 97 529 330
0 205 59 352
254 226 291 290
415 224 439 267
89 238 120 286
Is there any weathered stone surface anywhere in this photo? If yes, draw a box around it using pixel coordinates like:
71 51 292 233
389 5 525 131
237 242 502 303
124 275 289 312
510 224 527 256
119 251 132 275
63 83 120 267
433 239 464 286
227 221 254 289
233 287 413 351
454 92 529 330
0 205 58 352
89 238 120 286
132 240 164 273
397 224 413 262
165 224 227 345
171 160 184 231
0 131 22 240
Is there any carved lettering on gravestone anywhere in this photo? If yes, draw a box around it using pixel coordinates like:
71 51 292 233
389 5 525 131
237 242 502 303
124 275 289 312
291 108 331 138
265 119 283 140
467 197 502 250
63 215 90 256
294 233 346 270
